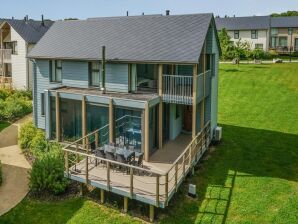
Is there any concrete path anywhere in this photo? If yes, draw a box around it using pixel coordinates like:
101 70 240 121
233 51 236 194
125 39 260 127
0 115 32 216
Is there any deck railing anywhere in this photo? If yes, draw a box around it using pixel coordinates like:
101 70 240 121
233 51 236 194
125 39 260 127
162 74 193 105
0 49 12 61
62 120 211 208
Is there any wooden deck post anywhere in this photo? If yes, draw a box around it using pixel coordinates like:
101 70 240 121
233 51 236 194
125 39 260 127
156 175 160 207
100 189 105 204
107 161 110 190
149 205 154 223
165 174 168 205
123 197 128 213
55 91 60 141
175 163 178 192
82 95 87 150
64 151 69 177
130 167 133 198
85 155 89 184
94 130 99 148
109 99 114 143
144 102 150 161
192 64 198 138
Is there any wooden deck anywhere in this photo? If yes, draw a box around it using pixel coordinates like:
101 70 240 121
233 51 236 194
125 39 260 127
64 122 211 208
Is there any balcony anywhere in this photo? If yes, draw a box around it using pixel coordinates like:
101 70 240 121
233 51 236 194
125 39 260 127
162 70 211 105
0 49 12 63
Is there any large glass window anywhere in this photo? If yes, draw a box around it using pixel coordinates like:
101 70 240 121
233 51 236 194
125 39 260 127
60 99 82 141
50 60 62 83
115 107 142 152
271 28 278 35
87 103 109 145
135 64 158 92
89 62 100 87
279 37 288 47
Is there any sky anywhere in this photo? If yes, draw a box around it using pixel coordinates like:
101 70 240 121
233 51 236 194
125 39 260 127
0 0 298 20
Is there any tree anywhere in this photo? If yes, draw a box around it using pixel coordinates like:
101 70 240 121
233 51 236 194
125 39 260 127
271 11 298 17
231 40 251 66
218 28 234 60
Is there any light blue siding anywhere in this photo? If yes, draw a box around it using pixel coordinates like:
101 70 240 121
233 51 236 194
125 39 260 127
62 61 89 88
169 104 182 140
106 64 129 92
34 60 61 130
197 74 204 101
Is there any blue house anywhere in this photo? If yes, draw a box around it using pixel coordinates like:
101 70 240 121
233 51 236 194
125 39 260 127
28 12 220 221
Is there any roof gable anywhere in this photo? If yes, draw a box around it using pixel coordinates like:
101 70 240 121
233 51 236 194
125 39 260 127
0 19 54 44
28 14 215 63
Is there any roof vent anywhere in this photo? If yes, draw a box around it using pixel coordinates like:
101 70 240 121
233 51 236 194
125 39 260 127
126 11 129 16
24 15 29 22
166 10 170 16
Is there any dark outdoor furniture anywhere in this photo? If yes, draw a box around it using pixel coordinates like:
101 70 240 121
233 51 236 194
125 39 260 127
116 153 128 172
95 148 106 167
133 152 144 167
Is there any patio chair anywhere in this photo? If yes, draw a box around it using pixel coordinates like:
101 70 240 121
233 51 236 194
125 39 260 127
132 152 144 175
95 148 106 167
106 151 116 170
116 153 128 173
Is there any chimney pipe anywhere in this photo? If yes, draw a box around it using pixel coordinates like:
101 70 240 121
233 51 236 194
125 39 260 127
126 11 129 16
166 10 170 16
41 14 45 26
142 12 144 15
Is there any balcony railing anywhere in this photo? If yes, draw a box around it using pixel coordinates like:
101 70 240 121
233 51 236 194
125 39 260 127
162 74 193 105
0 49 12 62
162 70 211 105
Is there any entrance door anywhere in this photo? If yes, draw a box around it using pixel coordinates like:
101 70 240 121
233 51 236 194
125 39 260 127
183 105 192 132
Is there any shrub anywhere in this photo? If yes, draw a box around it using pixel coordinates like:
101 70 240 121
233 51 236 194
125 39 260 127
12 90 32 100
29 150 68 195
30 130 49 157
19 121 37 150
0 89 10 100
2 95 32 120
0 160 2 185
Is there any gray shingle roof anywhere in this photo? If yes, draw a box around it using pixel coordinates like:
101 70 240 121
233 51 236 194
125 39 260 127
28 14 215 63
0 19 53 44
271 16 298 28
215 16 270 30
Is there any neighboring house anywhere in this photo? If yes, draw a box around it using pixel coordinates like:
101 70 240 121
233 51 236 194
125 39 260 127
270 16 298 54
215 16 298 54
28 13 220 220
0 16 53 89
215 16 270 51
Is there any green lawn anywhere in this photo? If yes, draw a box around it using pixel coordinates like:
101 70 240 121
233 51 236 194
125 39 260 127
1 63 297 223
0 121 10 132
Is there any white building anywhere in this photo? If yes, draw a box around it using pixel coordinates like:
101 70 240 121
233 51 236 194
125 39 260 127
215 16 270 51
215 16 298 54
0 16 53 89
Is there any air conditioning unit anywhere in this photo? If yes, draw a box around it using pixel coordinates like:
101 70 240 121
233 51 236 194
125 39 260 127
188 184 196 198
214 126 222 141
